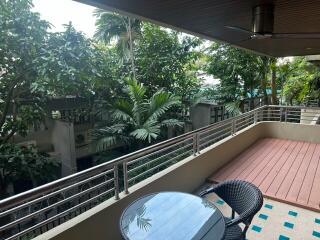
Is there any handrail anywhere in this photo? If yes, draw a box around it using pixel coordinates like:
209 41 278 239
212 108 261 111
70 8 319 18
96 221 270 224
0 105 265 210
1 105 319 240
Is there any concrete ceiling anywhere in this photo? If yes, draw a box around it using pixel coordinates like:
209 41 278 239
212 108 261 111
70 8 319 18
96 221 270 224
76 0 320 57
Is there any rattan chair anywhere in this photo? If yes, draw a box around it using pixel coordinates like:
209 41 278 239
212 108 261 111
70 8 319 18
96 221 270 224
200 180 263 240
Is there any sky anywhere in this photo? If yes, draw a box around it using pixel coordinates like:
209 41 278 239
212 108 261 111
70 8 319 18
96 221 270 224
32 0 219 85
32 0 97 37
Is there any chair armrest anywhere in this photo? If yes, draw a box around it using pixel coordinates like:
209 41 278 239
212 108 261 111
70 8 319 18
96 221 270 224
199 185 218 197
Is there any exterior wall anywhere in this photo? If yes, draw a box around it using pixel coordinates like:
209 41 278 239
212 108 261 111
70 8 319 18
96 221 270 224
262 121 320 143
190 104 211 130
51 120 77 176
12 119 54 152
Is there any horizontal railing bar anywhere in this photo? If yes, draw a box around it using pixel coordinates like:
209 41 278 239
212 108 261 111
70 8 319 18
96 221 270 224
128 149 193 183
286 117 305 120
127 137 193 166
235 115 254 125
299 116 320 120
200 132 231 148
199 126 232 143
236 122 253 130
235 112 254 119
4 188 115 240
198 122 232 139
268 105 320 110
0 105 267 210
128 143 193 174
0 169 113 216
0 178 114 231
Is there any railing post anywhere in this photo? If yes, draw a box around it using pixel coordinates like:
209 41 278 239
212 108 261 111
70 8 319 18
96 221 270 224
113 165 120 200
197 133 200 154
193 134 197 156
279 107 283 122
285 107 288 122
254 110 258 124
123 161 129 194
231 119 236 135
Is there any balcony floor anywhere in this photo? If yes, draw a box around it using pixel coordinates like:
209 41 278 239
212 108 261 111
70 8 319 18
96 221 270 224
208 138 320 212
204 193 320 240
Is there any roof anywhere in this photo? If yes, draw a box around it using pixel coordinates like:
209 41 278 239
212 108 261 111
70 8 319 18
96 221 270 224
77 0 320 57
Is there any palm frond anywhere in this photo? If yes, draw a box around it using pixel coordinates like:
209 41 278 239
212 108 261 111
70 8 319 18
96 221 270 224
160 119 184 128
130 120 160 143
91 124 130 151
127 79 146 103
147 91 180 122
225 101 242 116
93 11 127 43
126 79 148 125
112 99 134 122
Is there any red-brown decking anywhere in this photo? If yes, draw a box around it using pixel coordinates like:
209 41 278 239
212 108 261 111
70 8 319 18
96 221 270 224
208 138 320 212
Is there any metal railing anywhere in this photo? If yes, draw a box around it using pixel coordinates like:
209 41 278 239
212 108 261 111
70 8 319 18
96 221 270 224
1 105 320 240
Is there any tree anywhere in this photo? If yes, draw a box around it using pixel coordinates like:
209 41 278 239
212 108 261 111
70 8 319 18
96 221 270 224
205 43 277 109
281 57 320 105
0 0 49 143
0 0 60 198
135 24 202 97
94 9 141 79
0 144 59 198
93 79 182 150
34 23 100 97
206 43 262 109
134 23 203 121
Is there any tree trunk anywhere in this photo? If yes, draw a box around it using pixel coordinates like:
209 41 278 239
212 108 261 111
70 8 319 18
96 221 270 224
261 77 268 105
128 18 136 79
271 67 277 105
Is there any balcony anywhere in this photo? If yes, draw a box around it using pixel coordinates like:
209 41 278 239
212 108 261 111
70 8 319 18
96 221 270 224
1 105 320 240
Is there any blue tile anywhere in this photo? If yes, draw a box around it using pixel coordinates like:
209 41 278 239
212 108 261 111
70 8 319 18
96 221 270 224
279 235 290 240
313 231 320 238
251 225 262 233
264 203 273 209
215 199 224 205
315 218 320 224
258 213 268 220
288 210 298 217
284 221 294 229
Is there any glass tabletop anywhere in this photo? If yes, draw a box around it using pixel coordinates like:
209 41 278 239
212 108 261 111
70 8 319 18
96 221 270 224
120 192 225 240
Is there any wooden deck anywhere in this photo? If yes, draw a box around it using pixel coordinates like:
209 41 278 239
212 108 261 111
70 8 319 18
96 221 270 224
208 138 320 212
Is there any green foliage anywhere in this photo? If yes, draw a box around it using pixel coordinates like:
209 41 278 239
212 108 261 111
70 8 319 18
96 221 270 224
94 9 141 78
94 10 141 58
0 143 60 197
0 0 49 143
93 79 182 150
206 43 274 105
35 23 100 97
135 24 202 97
281 57 320 105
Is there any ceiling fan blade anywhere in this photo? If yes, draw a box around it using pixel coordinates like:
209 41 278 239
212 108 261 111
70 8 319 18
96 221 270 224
272 33 320 39
225 26 253 35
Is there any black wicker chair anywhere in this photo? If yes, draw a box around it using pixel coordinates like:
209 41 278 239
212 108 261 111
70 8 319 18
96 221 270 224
200 180 263 240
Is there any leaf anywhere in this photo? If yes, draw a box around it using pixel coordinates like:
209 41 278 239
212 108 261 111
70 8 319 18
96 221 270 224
160 119 184 128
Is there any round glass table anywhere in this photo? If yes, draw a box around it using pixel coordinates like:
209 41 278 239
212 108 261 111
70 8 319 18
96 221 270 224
120 192 225 240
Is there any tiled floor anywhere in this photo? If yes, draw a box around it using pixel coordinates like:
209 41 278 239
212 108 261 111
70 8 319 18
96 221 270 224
208 138 320 212
205 193 320 240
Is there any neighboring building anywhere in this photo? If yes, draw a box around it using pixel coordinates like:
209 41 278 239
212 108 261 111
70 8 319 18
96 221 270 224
190 101 232 130
12 97 113 177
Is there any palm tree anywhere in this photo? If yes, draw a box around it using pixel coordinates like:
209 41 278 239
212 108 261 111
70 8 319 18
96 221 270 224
93 9 141 79
93 79 183 150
